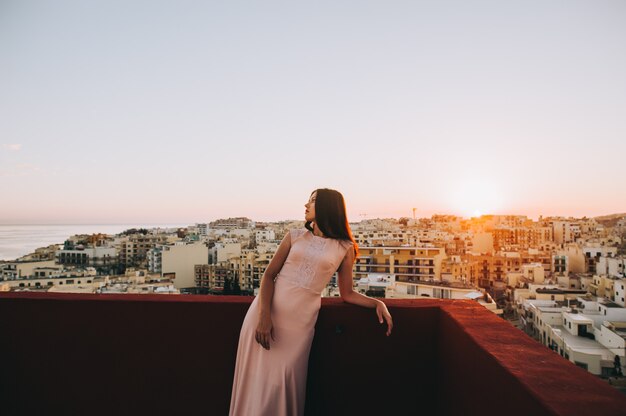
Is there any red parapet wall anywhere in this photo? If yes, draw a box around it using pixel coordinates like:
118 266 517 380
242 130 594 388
1 292 625 416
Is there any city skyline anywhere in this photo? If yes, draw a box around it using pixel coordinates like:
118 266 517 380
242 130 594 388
2 1 625 224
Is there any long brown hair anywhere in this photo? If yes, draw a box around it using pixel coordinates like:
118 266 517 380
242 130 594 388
305 188 359 260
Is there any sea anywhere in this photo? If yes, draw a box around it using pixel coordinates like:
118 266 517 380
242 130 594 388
0 224 188 261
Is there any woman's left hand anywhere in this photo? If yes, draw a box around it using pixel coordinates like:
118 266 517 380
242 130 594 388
375 300 393 336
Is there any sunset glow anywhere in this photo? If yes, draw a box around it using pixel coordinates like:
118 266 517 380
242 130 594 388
447 178 505 218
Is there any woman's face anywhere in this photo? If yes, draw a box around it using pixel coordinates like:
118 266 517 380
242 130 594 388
304 191 317 222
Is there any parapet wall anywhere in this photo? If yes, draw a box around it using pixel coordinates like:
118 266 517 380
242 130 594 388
1 292 625 415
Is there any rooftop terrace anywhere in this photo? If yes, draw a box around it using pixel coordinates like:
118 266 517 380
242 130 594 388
1 292 625 415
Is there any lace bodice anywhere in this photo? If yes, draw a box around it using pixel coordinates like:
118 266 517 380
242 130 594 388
274 228 354 295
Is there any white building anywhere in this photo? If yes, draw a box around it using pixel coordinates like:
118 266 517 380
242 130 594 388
1 260 56 279
147 245 166 274
522 296 626 376
596 256 626 279
56 246 117 268
255 230 275 242
196 223 209 236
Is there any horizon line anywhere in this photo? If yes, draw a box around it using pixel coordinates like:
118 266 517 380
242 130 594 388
1 211 625 227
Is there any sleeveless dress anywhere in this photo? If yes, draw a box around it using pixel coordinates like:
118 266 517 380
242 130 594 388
229 228 354 416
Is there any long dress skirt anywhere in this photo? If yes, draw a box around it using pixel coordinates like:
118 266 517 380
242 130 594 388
228 277 322 416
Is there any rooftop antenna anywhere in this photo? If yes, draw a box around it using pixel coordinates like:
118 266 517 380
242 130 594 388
359 212 368 220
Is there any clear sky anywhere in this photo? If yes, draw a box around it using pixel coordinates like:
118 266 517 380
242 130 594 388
1 0 625 224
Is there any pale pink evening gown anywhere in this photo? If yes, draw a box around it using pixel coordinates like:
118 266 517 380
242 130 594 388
229 228 354 416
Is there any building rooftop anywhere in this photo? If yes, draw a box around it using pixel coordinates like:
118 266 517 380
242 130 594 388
552 325 613 360
1 292 625 415
563 312 594 324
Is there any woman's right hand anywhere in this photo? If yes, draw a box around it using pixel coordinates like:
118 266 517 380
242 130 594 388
255 315 275 350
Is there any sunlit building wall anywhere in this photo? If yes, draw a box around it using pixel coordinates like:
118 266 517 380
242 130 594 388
354 246 445 283
162 242 209 289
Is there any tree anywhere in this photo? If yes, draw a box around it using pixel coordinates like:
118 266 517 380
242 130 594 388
233 278 241 295
223 275 232 295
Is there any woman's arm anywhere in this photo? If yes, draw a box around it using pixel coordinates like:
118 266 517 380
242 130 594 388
337 247 393 336
255 231 293 349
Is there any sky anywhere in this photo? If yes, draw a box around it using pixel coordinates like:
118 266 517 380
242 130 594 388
1 0 625 224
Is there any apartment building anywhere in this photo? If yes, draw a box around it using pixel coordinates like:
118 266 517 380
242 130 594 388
466 252 521 288
596 256 626 279
56 246 117 269
196 223 209 236
583 245 618 274
468 232 494 254
119 234 169 267
440 255 470 282
354 246 445 283
15 244 59 262
1 260 56 279
492 226 552 251
520 248 552 275
209 217 254 229
209 242 242 264
147 245 169 274
254 229 275 242
162 242 209 289
230 248 275 293
550 220 576 245
1 268 98 291
553 254 568 277
194 263 232 291
352 230 411 247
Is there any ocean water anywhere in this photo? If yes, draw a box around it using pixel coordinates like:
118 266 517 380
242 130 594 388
0 224 187 261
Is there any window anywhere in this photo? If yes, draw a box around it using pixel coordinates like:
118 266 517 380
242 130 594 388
574 361 588 370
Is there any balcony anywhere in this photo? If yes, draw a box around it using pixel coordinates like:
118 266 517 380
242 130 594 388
1 292 625 415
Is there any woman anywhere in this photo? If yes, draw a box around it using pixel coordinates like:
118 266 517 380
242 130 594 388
228 188 393 416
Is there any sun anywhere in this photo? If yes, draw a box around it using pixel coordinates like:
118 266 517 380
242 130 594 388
447 178 505 218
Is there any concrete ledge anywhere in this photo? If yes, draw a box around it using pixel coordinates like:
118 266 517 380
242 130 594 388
1 292 625 415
